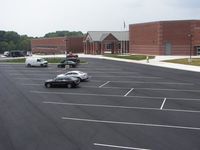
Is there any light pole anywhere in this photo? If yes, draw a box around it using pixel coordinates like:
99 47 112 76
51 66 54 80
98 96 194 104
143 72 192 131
65 38 68 60
188 33 192 63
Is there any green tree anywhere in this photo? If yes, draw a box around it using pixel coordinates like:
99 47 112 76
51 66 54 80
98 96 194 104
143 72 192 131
44 31 83 38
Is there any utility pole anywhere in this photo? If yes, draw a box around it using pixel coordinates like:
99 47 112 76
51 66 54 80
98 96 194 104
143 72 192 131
188 33 193 63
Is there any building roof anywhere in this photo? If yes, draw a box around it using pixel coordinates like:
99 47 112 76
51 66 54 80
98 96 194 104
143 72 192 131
87 31 129 41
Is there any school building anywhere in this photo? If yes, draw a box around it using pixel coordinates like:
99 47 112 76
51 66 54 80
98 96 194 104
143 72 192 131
83 31 129 54
129 20 200 55
31 36 84 54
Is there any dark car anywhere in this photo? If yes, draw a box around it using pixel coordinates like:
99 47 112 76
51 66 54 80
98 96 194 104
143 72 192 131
57 60 77 68
44 76 80 88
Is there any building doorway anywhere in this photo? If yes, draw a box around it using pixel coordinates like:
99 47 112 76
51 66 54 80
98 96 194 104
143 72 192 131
165 42 172 55
197 47 200 55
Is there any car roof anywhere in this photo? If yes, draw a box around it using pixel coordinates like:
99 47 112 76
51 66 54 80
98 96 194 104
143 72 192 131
66 71 83 74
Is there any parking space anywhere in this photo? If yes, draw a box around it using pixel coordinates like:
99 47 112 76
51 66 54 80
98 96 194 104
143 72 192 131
0 58 200 150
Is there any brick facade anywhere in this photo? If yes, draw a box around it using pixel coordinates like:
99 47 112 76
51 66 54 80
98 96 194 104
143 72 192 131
83 31 129 55
129 20 200 55
31 37 84 54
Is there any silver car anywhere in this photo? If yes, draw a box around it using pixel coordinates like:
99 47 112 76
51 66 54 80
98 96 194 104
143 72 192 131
57 71 89 81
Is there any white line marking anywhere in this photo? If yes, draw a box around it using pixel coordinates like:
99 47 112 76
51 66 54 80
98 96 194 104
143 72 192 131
43 101 159 110
124 88 134 96
9 73 53 76
16 78 45 80
160 98 167 110
22 83 42 86
30 90 200 101
99 81 110 88
43 101 200 113
94 76 160 79
14 77 194 85
94 80 194 85
22 83 200 93
94 143 151 150
135 87 200 93
62 117 200 131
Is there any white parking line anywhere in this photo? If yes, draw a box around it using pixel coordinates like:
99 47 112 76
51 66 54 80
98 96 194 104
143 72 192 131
62 117 200 131
43 101 159 110
22 83 200 93
15 77 194 85
99 81 110 88
160 98 167 110
94 143 151 150
30 90 200 101
43 101 200 114
124 88 134 97
10 73 52 76
92 80 194 85
94 76 161 79
16 78 45 80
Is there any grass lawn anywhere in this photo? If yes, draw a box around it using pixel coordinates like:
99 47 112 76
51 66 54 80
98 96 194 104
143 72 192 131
0 57 87 64
104 54 155 60
165 58 200 66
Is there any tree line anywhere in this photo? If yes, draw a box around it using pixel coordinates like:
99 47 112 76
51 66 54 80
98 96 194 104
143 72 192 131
0 30 84 53
0 31 32 53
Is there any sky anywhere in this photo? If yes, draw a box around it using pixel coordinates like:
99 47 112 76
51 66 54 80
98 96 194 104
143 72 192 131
1 0 200 37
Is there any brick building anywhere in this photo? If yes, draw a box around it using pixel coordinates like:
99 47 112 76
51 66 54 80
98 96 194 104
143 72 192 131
129 20 200 55
83 31 129 54
31 36 84 54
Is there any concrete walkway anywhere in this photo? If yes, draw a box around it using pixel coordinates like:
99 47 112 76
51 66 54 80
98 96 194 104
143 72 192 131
78 54 200 73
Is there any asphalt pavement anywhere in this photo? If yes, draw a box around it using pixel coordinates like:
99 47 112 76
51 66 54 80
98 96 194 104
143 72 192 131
0 58 200 150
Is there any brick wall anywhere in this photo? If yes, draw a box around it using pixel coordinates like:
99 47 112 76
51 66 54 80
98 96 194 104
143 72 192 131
129 20 200 56
31 37 84 54
129 22 162 55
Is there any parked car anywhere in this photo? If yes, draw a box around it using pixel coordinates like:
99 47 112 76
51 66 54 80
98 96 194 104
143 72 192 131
67 53 80 63
57 60 77 68
3 51 9 57
44 76 80 88
57 71 89 81
25 57 48 67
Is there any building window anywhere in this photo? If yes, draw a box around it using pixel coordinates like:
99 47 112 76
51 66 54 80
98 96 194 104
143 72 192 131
106 44 113 50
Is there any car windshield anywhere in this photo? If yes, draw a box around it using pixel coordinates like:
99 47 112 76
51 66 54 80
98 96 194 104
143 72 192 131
60 60 65 63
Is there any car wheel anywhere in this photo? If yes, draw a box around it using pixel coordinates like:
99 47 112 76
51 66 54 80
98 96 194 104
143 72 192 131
40 64 43 67
67 84 72 88
45 83 51 88
27 64 31 67
77 78 81 83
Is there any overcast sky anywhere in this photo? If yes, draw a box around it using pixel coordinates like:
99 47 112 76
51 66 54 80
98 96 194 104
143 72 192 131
1 0 200 37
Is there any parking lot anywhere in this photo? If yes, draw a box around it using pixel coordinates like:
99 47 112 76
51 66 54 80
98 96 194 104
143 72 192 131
0 58 200 150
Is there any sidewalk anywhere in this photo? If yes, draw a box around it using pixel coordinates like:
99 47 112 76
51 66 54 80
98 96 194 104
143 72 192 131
79 54 200 73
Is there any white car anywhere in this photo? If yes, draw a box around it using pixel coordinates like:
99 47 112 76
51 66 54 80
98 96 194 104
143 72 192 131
57 71 89 81
25 57 48 67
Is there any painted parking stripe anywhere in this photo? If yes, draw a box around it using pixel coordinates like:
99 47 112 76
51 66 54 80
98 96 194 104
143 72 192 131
43 101 159 110
94 76 161 79
94 143 151 150
62 117 200 131
99 81 110 88
124 88 134 96
43 101 200 113
30 90 200 101
22 83 200 93
160 98 167 110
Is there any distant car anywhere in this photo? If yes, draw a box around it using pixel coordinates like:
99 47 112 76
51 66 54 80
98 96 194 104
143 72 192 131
67 57 80 63
44 76 80 88
57 60 77 68
3 51 9 57
57 71 89 81
25 57 48 67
